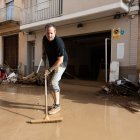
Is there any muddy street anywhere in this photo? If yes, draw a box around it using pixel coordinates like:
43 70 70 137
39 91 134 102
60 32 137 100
0 79 140 140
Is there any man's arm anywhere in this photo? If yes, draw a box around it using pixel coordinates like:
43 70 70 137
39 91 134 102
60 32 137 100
48 56 64 72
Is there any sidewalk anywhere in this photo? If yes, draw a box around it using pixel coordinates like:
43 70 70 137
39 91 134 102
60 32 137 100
0 79 140 140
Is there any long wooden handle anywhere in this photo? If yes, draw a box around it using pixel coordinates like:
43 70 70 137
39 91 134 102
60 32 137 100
45 75 48 115
36 58 42 73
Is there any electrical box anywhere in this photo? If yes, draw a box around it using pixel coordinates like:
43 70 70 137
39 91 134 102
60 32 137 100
112 28 121 39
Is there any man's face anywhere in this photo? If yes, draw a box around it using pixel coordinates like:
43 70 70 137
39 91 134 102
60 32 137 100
45 27 56 41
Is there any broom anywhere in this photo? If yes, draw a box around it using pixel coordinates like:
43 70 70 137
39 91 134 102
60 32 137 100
29 73 63 123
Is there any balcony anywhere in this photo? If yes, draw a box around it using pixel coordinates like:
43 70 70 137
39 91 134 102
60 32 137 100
0 5 21 35
21 0 62 25
20 0 129 31
0 5 21 23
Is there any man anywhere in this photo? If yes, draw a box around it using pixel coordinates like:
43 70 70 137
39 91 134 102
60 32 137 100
42 24 68 115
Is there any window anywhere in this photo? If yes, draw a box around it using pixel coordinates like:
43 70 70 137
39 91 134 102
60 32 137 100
6 0 14 20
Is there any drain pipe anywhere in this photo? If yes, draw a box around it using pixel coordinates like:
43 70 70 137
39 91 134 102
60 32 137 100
105 38 111 83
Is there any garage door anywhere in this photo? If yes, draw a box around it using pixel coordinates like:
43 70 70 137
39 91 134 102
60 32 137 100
63 31 111 81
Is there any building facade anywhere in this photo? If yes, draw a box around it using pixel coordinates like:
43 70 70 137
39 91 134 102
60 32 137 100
0 0 140 82
0 0 23 70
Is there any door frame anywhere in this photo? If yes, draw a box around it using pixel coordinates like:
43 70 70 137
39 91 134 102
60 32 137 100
27 41 35 74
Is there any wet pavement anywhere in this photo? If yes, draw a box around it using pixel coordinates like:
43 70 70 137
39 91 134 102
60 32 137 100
0 79 140 140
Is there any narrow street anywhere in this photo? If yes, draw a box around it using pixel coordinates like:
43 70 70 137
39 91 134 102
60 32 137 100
0 79 140 140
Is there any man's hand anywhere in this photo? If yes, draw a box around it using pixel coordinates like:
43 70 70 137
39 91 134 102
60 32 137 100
45 69 51 77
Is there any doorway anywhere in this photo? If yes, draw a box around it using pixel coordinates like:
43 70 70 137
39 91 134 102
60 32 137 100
3 34 18 69
63 31 111 81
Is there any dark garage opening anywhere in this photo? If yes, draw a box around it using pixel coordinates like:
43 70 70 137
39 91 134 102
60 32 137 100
63 31 111 81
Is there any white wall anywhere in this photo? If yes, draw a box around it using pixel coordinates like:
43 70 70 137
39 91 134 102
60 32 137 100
33 15 138 68
34 30 44 66
63 0 120 15
56 16 138 67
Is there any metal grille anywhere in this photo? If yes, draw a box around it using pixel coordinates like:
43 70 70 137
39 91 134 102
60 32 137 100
0 6 21 22
21 0 63 25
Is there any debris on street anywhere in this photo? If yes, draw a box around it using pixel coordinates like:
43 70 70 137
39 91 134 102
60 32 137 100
18 72 45 85
7 72 18 83
0 66 7 84
0 65 45 85
101 77 140 113
102 77 140 96
0 66 73 86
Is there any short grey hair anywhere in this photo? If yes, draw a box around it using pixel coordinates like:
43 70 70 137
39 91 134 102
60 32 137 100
45 24 56 30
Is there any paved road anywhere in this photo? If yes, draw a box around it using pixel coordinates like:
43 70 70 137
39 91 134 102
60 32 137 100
0 79 140 140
